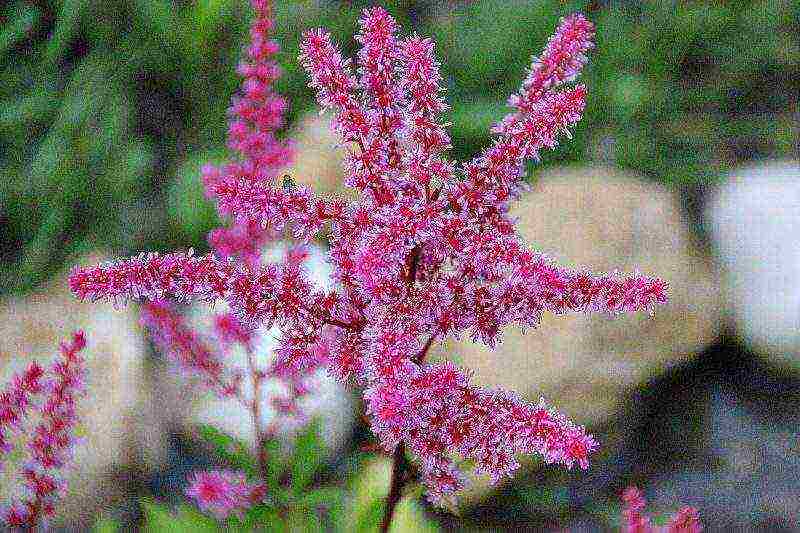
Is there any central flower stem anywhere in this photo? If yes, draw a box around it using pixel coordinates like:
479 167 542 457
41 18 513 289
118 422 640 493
379 442 410 533
380 245 428 532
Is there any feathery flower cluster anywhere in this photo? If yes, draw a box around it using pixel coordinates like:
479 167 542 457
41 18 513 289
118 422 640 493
69 5 668 504
621 487 702 533
0 332 87 529
185 470 266 520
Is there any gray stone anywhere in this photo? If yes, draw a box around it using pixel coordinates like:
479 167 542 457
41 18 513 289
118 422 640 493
706 160 800 366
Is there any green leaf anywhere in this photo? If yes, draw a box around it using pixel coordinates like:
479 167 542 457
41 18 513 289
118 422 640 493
91 517 120 533
290 420 324 493
176 504 220 532
300 486 346 531
354 498 385 533
141 499 181 533
262 438 285 490
299 486 345 509
141 499 223 532
243 505 284 532
196 424 258 476
288 508 325 533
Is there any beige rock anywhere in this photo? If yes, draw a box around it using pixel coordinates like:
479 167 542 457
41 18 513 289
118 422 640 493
435 165 722 501
0 253 167 527
284 112 354 199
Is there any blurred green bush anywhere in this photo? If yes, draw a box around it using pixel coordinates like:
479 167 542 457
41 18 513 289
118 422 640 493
1 0 797 294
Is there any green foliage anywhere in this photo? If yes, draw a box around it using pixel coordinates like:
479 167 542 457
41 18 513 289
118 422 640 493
197 424 259 477
141 499 221 532
428 0 799 178
167 150 225 244
290 419 325 493
355 498 386 533
346 455 440 533
187 422 347 531
91 516 120 533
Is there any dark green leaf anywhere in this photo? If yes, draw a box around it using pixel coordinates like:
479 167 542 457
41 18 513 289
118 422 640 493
197 424 258 476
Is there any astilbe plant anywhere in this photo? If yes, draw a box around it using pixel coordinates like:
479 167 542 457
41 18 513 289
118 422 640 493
621 486 702 533
68 1 674 529
0 332 87 530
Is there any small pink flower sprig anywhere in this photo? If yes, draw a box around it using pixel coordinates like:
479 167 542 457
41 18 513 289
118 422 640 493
186 470 267 521
140 298 329 449
68 1 668 524
0 331 87 529
621 486 702 532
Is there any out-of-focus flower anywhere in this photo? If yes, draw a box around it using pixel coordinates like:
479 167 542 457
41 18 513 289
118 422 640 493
185 470 266 520
621 486 701 533
0 331 87 529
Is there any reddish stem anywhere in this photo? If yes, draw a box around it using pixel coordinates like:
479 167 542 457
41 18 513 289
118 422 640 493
245 345 270 481
379 443 409 533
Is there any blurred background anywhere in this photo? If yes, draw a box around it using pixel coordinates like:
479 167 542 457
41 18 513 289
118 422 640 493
1 0 798 530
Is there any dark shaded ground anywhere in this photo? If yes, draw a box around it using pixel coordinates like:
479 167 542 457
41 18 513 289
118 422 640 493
437 334 800 532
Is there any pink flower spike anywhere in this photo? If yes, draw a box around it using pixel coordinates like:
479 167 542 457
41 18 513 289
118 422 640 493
141 301 242 398
70 6 675 509
299 29 364 142
510 13 595 112
667 506 702 533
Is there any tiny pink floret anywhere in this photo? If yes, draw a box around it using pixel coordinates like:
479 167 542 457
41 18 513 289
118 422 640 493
622 486 702 533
